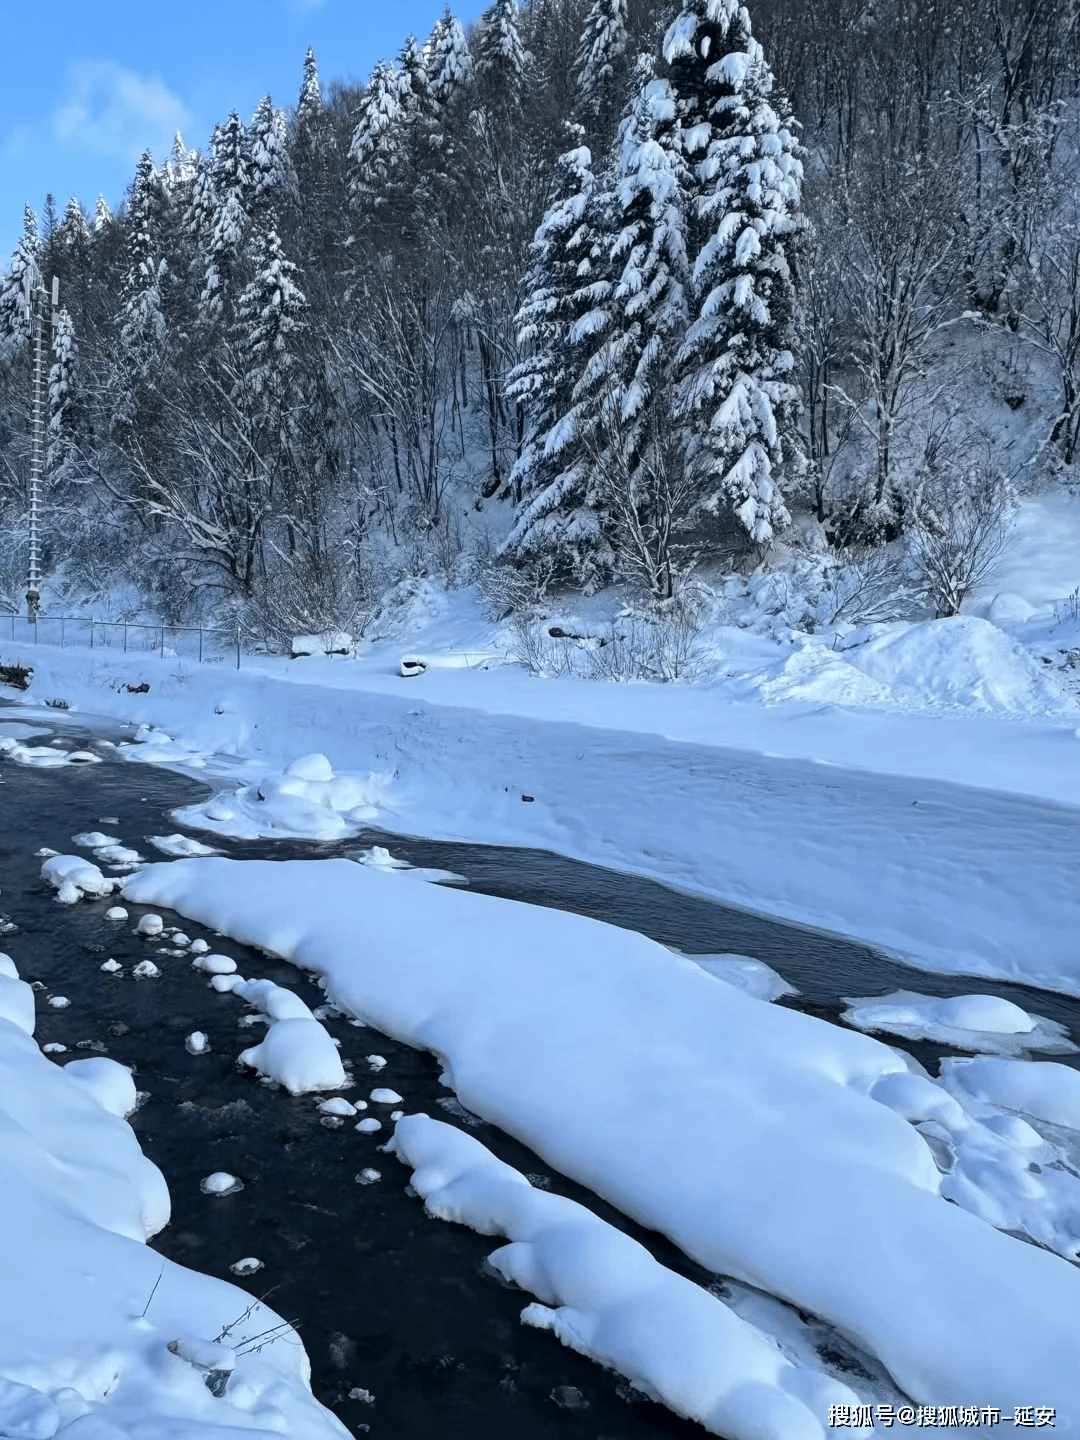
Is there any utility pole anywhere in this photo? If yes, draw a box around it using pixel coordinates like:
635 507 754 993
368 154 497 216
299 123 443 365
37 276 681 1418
22 267 58 622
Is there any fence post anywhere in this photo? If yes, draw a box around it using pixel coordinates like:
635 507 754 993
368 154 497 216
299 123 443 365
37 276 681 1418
123 623 128 654
61 616 65 648
160 626 165 659
90 619 94 650
236 624 241 671
199 627 203 663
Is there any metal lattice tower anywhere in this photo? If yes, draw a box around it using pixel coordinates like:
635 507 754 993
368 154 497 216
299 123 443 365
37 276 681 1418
22 270 57 622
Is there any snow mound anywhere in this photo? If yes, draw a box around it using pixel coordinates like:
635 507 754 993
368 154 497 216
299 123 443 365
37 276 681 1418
117 726 208 769
62 1058 137 1118
0 738 101 766
845 617 1068 714
0 957 36 1035
987 592 1040 625
192 952 236 976
941 1058 1080 1131
200 1172 243 1197
842 990 1075 1056
685 952 797 1001
148 833 220 858
239 1018 346 1093
41 854 113 902
173 756 393 841
391 1114 864 1440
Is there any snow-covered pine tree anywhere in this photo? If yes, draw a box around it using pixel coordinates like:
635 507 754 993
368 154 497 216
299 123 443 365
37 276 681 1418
92 195 112 235
297 46 323 127
200 112 250 325
249 96 297 217
114 152 168 422
185 145 217 248
237 227 307 403
58 197 91 253
574 0 628 127
572 76 692 595
426 7 473 108
47 307 80 478
664 0 805 546
502 144 619 588
348 59 405 204
165 131 199 188
0 208 40 353
475 0 528 90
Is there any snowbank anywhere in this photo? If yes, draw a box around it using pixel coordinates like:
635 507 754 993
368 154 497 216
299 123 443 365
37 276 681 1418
123 857 1080 1422
0 951 346 1439
843 617 1066 714
174 753 392 841
390 1114 866 1440
842 990 1076 1056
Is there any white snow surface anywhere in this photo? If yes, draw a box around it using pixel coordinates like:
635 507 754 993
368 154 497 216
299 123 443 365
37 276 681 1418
229 978 346 1094
173 753 391 841
941 1058 1080 1131
0 994 345 1439
390 1113 866 1440
681 951 797 1000
40 855 112 901
148 833 220 858
123 857 1080 1420
843 990 1076 1056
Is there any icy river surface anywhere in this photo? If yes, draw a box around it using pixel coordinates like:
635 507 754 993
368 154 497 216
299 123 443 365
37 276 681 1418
2 704 1078 1439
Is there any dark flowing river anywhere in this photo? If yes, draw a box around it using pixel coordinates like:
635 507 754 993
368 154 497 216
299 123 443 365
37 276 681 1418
2 703 1077 1439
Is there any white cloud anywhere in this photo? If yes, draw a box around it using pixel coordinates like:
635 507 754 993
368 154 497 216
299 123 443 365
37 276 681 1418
51 61 192 161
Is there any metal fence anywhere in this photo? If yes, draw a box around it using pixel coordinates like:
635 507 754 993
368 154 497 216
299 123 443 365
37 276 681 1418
3 613 242 668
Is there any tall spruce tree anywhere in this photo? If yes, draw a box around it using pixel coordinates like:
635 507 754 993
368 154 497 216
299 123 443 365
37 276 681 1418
574 0 629 128
0 207 42 352
503 145 619 586
426 8 473 107
664 0 805 545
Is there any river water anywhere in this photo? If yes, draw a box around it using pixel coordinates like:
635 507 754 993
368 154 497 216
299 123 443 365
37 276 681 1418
2 704 1077 1439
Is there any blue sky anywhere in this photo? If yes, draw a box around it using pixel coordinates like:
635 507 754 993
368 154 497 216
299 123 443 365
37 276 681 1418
1 0 482 263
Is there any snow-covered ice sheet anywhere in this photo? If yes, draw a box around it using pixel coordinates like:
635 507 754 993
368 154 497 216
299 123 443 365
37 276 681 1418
123 857 1080 1423
843 990 1077 1056
389 1113 867 1440
0 736 101 766
0 954 347 1440
148 833 221 858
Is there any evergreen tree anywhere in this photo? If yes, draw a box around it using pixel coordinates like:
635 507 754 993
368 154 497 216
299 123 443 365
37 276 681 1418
296 46 323 127
47 308 80 478
503 145 619 586
92 195 112 234
58 197 91 252
426 8 473 108
0 208 42 352
249 96 297 217
574 0 628 125
238 228 307 401
476 0 528 90
664 0 805 544
200 113 250 325
348 60 405 202
114 152 168 432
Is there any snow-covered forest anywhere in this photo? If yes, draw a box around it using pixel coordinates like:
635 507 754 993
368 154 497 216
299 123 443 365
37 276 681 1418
1 0 1078 644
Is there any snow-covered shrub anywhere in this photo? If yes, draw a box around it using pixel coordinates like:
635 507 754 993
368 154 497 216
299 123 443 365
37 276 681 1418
820 546 917 627
908 460 1016 618
509 591 713 683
